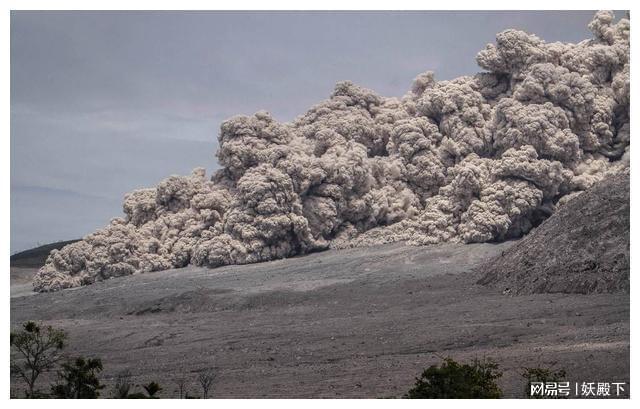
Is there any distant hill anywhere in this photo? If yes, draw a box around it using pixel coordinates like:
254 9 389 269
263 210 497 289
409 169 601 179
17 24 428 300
10 240 79 268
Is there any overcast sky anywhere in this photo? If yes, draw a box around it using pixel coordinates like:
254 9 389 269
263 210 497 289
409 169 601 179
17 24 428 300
10 10 619 253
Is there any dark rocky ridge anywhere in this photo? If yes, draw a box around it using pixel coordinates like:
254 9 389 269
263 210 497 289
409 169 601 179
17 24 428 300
477 170 630 294
10 239 80 268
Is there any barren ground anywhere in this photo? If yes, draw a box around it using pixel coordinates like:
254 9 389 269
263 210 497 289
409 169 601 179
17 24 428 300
10 241 629 398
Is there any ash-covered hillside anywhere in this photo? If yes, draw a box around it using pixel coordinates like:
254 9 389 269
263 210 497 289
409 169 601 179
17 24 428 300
477 169 629 294
34 11 630 292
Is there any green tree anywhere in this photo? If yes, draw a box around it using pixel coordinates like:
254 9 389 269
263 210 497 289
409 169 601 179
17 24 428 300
10 321 67 398
51 357 105 398
405 357 503 399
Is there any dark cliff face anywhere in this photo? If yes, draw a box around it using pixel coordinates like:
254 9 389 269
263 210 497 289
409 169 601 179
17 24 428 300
477 169 630 295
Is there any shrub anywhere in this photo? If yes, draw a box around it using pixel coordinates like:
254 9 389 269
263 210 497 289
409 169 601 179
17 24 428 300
51 357 105 398
122 381 163 398
143 382 162 398
405 357 503 398
112 369 133 398
522 365 567 398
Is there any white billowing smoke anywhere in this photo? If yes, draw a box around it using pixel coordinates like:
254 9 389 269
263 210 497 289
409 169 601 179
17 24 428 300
33 11 630 292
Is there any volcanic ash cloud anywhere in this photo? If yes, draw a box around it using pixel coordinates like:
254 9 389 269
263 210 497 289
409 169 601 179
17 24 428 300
33 11 630 292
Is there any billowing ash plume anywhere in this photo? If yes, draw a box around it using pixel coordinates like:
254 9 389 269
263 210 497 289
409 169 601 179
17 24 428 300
33 11 630 292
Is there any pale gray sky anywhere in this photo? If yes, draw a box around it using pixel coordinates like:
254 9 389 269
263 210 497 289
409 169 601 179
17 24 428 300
10 10 620 253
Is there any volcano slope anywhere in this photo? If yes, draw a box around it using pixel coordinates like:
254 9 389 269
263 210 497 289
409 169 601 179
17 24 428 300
11 237 629 398
477 170 629 294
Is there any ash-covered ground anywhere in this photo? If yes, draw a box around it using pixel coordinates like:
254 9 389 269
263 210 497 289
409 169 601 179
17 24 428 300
10 236 629 398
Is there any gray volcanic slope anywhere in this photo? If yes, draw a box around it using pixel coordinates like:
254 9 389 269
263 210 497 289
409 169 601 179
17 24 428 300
478 170 630 295
11 241 629 398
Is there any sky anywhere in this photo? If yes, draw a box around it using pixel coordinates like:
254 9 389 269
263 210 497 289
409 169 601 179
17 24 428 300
10 10 621 253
